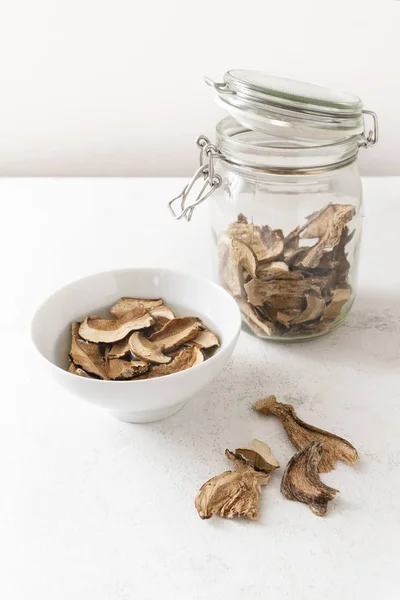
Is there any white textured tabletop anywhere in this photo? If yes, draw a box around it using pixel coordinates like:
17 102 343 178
1 177 399 600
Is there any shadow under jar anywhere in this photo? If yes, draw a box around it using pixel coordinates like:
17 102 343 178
170 70 378 341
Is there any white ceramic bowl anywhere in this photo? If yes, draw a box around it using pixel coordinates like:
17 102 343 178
31 268 241 423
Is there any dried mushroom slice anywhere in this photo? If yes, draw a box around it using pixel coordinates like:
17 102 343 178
139 346 203 379
149 305 175 323
195 447 271 520
253 395 358 473
109 297 163 318
69 322 109 379
218 234 255 297
129 332 171 364
245 278 320 311
190 329 220 349
299 203 356 269
68 362 94 378
79 306 154 343
290 290 325 324
105 358 149 380
260 226 284 262
281 442 339 517
107 336 131 360
323 288 352 319
228 439 279 474
148 317 202 351
238 300 276 337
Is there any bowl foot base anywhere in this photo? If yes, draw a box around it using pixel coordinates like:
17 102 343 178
108 402 186 424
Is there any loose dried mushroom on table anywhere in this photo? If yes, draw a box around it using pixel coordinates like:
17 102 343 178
195 395 358 521
218 203 356 338
67 298 220 380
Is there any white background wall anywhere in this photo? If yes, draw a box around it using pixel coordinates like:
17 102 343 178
0 0 399 176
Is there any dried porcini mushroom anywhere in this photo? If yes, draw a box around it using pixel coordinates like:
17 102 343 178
129 332 172 364
69 322 109 379
79 306 154 343
67 299 219 380
253 395 358 473
220 203 356 339
109 297 163 318
129 317 203 365
138 346 204 379
189 329 220 349
68 362 94 378
238 300 276 337
195 440 274 520
281 442 339 516
107 336 131 360
105 358 149 380
228 439 280 474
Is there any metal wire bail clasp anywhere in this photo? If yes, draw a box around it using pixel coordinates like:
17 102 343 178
360 110 379 148
168 136 222 222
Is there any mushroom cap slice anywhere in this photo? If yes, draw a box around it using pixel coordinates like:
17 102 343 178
149 305 176 322
148 317 202 352
79 306 154 343
238 300 276 337
69 322 109 379
290 290 325 324
281 442 339 517
190 329 220 349
323 287 352 319
106 358 149 380
109 297 163 318
226 439 279 474
195 469 270 520
138 346 204 379
245 278 321 311
107 336 131 360
68 362 94 378
129 332 171 364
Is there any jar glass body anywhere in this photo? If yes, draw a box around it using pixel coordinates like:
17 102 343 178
210 122 363 341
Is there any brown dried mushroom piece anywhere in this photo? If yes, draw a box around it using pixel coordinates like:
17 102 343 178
149 305 176 323
79 306 154 344
238 300 276 337
105 358 149 380
148 317 202 350
218 234 257 297
68 362 94 378
189 329 220 349
227 439 279 474
281 442 339 517
323 287 352 319
69 323 109 379
227 216 284 264
298 203 356 269
195 443 272 520
290 290 325 324
253 395 358 473
109 297 163 318
129 332 171 364
107 336 131 360
245 278 321 311
138 346 204 379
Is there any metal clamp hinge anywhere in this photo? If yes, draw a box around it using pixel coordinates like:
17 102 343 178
360 110 379 148
168 136 222 222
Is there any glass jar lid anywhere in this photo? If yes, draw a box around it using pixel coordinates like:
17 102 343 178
205 70 366 142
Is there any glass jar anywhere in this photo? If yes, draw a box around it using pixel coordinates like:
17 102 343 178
170 70 378 342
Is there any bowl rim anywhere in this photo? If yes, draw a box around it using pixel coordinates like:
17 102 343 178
31 266 242 385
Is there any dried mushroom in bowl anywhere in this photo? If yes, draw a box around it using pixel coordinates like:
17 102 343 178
67 298 220 380
218 203 356 340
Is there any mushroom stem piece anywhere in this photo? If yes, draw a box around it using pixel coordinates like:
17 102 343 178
281 442 339 517
253 395 358 473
